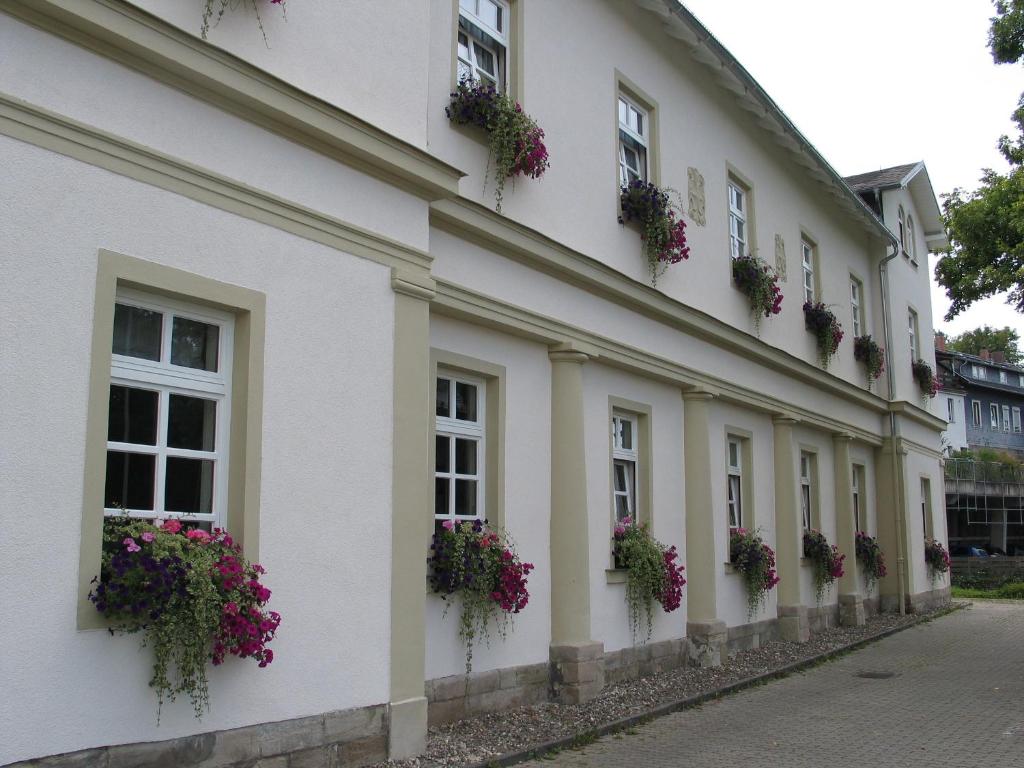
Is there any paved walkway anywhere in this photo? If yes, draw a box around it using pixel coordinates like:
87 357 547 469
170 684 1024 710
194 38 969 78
520 602 1024 768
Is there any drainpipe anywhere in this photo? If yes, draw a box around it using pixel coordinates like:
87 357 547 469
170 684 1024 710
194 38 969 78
877 194 907 615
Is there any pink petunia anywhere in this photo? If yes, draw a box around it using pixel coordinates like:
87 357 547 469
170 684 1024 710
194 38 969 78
186 528 211 542
442 520 455 531
140 531 155 543
161 519 182 534
123 537 141 553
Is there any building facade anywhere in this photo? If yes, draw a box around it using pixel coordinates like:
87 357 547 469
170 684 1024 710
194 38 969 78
0 1 950 766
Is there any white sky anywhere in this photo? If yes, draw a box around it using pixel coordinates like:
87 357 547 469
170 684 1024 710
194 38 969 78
681 0 1024 341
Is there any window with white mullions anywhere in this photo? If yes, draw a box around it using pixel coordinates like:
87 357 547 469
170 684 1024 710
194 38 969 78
850 277 863 336
727 438 743 529
801 240 816 303
611 413 638 522
908 309 919 360
1003 405 1012 433
618 95 648 185
458 0 509 90
1014 407 1022 433
852 464 863 532
991 403 1000 430
728 182 747 259
800 452 814 531
104 290 232 525
972 400 981 427
435 374 485 522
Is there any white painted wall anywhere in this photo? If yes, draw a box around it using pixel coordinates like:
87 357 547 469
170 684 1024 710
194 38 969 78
850 442 881 601
425 317 552 679
941 393 969 454
584 363 687 653
792 426 839 611
0 136 395 765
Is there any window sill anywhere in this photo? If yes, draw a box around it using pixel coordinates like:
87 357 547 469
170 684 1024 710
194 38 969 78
449 119 490 150
800 557 811 567
606 568 629 584
724 562 737 574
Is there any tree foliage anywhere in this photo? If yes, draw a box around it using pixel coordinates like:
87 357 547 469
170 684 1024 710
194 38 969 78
946 325 1022 363
937 1 1024 320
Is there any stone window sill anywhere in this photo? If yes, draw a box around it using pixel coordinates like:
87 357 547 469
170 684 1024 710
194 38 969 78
606 568 628 584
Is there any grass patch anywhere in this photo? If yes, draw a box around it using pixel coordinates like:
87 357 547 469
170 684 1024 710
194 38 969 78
952 582 1024 600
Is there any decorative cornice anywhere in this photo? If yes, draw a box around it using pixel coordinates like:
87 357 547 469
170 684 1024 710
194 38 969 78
391 268 436 301
0 0 463 200
432 279 889 446
888 400 948 431
0 91 432 272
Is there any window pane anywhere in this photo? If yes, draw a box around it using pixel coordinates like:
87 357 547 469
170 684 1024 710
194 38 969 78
478 0 499 31
170 317 219 372
455 438 477 475
107 386 158 445
165 457 214 514
435 477 450 517
436 378 451 418
455 479 477 516
618 98 628 126
104 451 155 510
613 461 627 493
455 381 478 421
615 495 630 521
167 394 217 451
728 441 739 468
619 419 633 450
474 43 496 77
436 435 450 473
112 304 162 361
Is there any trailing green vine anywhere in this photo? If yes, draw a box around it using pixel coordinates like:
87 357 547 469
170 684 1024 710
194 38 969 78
201 0 286 44
618 181 691 286
731 255 783 333
612 518 685 643
803 301 843 368
853 335 885 386
802 529 845 604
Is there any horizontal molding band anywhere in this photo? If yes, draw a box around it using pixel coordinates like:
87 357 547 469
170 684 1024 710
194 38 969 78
0 0 463 200
432 279 889 447
0 91 432 272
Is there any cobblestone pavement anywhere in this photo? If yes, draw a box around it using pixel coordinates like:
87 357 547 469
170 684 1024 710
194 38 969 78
519 602 1024 768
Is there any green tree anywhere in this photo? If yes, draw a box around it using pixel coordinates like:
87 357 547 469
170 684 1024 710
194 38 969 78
946 325 1022 363
936 1 1024 320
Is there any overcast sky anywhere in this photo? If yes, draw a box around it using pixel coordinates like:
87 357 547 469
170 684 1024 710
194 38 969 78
681 0 1023 341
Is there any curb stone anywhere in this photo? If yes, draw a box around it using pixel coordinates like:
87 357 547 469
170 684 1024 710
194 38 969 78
462 605 963 768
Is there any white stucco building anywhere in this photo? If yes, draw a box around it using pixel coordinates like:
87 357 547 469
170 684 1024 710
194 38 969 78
0 2 950 766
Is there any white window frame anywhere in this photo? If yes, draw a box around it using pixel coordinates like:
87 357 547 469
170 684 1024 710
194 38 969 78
800 452 814 531
972 400 982 427
1014 407 1022 433
435 372 486 522
921 477 932 538
728 181 747 260
850 277 863 337
908 309 919 360
727 438 744 529
1003 405 1012 433
947 397 955 423
618 94 649 186
801 240 816 304
105 289 233 526
852 464 863 532
991 403 1000 430
612 412 639 523
1000 370 1009 384
906 214 917 264
898 205 907 255
457 0 510 91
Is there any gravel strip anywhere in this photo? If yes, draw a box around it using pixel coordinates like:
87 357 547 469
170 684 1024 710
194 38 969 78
372 607 953 768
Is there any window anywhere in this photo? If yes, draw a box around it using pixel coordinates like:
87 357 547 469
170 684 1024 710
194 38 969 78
906 214 917 264
457 0 509 91
972 400 982 427
1003 405 1012 433
947 397 955 423
104 290 232 525
728 181 748 259
727 438 743 529
1000 370 1009 384
991 403 1000 430
850 277 863 337
908 309 919 360
972 364 984 378
898 205 906 254
852 464 864 532
1015 407 1023 433
435 373 485 522
801 239 816 303
618 94 648 185
611 412 639 522
921 477 932 538
800 452 816 531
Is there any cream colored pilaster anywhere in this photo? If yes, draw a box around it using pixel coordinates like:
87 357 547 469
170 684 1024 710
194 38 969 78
682 389 726 666
833 433 864 626
548 342 603 704
875 439 910 613
773 415 808 642
388 268 435 759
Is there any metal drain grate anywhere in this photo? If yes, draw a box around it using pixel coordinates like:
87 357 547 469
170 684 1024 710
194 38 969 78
855 670 897 679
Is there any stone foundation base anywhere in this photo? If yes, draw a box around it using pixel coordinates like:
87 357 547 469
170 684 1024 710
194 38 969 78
908 584 952 613
687 620 727 667
808 603 840 633
838 594 866 627
864 594 881 618
604 637 689 683
778 603 810 642
725 617 778 656
426 661 549 726
7 705 387 768
550 641 605 704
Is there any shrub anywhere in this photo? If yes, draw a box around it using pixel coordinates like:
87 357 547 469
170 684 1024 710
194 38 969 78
853 335 885 384
803 302 844 368
612 517 686 642
618 180 691 286
729 527 780 618
446 80 549 212
89 517 280 719
802 529 845 603
924 537 951 583
731 255 783 332
912 359 939 398
428 519 534 672
854 531 887 591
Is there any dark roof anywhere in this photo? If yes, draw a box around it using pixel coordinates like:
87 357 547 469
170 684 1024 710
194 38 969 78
936 348 1023 373
843 163 921 193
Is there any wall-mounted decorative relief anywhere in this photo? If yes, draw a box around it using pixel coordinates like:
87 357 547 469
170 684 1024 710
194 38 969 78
687 167 706 227
774 234 787 281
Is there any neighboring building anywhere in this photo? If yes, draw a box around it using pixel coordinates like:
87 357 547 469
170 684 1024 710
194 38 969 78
0 2 950 767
